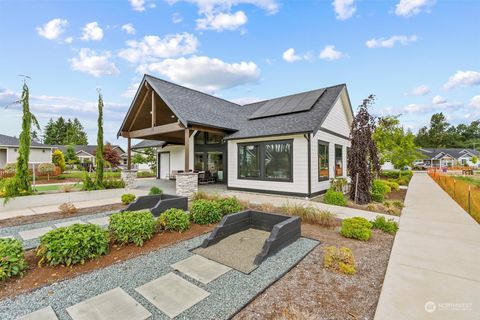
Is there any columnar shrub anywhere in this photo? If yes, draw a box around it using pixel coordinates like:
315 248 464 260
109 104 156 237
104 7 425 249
340 217 373 241
109 210 156 246
370 216 399 234
121 193 136 205
37 224 109 266
0 238 27 281
190 199 222 224
158 208 190 232
323 189 347 206
217 197 244 215
323 246 356 275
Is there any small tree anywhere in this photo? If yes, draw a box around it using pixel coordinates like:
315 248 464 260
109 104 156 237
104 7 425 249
52 149 66 171
144 147 157 171
94 91 104 188
347 95 380 204
102 143 121 167
64 144 78 165
38 163 56 181
471 156 478 167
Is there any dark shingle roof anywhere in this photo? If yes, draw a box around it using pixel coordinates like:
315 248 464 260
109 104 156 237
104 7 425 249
419 148 480 159
0 134 49 147
120 74 349 140
132 140 166 150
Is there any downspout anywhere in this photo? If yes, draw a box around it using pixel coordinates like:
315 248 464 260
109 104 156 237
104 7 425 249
304 133 312 198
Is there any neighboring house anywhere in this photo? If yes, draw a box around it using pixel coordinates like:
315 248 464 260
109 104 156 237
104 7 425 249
0 134 52 169
51 145 126 167
131 140 165 171
417 148 480 168
118 74 353 197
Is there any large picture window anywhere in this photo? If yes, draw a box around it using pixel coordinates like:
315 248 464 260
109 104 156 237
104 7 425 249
238 140 293 181
335 144 343 177
318 141 329 181
238 144 260 178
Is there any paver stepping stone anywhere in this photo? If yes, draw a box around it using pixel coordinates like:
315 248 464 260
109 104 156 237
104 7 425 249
171 254 231 284
17 306 58 320
66 287 151 320
87 216 110 227
19 227 52 240
135 272 210 318
54 220 85 228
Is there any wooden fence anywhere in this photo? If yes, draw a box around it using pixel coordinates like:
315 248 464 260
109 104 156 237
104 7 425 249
0 166 62 180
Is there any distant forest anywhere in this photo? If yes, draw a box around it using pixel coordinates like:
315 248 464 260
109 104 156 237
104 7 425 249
414 112 480 149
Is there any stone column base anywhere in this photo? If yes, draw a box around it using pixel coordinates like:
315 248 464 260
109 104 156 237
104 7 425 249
176 173 198 200
121 169 138 189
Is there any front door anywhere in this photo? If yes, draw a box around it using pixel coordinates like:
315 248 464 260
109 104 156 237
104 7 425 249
158 152 170 179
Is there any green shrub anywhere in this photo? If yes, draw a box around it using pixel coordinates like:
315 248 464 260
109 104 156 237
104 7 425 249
340 217 373 241
137 171 155 178
158 208 190 232
323 189 347 206
372 179 390 195
385 180 400 192
0 238 27 281
81 170 96 191
381 170 412 180
329 178 348 192
323 246 356 275
190 199 222 224
217 197 244 215
121 193 136 205
109 210 156 246
391 200 404 209
398 177 410 186
103 179 126 189
149 186 163 195
37 224 109 266
371 192 385 203
371 216 399 234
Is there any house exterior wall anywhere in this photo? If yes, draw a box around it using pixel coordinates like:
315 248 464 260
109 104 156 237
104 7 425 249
0 149 6 168
310 130 351 195
320 90 351 138
227 134 309 196
6 147 52 164
155 133 195 178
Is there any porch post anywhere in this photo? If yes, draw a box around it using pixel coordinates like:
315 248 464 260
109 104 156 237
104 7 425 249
127 137 132 170
184 128 190 172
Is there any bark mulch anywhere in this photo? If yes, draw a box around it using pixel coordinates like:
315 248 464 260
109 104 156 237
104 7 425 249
0 224 213 300
234 223 395 320
0 204 127 228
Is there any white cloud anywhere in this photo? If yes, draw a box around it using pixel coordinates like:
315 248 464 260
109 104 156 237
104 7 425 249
118 32 199 63
65 37 73 43
129 0 156 11
36 18 68 40
0 88 20 106
172 12 184 23
81 22 104 41
432 95 447 104
282 48 302 63
121 23 136 35
366 35 417 48
122 82 141 98
319 45 344 60
167 0 279 15
405 84 430 96
443 70 480 90
196 11 248 31
403 99 462 114
395 0 436 17
470 96 480 109
139 55 260 93
70 48 119 77
332 0 356 20
229 97 262 105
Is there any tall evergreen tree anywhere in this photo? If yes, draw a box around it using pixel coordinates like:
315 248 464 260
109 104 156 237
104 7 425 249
95 92 104 188
43 117 88 145
16 82 40 192
347 95 380 204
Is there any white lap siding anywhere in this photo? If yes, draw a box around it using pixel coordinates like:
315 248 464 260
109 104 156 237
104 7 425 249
227 134 309 195
310 130 350 194
156 133 195 176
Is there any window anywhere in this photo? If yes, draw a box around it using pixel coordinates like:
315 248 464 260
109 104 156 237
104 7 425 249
238 140 293 181
318 141 329 181
195 132 205 145
265 141 292 180
335 144 343 177
194 152 205 171
206 133 223 144
238 144 260 178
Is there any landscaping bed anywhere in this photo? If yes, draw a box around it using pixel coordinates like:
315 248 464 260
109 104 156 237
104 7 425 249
0 224 213 300
0 203 126 228
234 222 395 320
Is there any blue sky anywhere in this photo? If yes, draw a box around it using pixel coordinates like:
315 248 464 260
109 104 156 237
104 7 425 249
1 0 479 148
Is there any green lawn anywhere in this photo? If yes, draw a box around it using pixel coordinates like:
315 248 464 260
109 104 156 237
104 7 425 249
58 171 121 179
34 183 81 192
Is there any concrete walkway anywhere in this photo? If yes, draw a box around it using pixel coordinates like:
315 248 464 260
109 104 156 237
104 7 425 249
375 172 480 320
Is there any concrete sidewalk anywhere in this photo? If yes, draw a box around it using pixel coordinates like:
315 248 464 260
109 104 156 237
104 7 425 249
375 172 480 320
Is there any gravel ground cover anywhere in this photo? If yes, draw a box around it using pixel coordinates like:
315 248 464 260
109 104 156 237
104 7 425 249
0 210 116 250
0 234 318 320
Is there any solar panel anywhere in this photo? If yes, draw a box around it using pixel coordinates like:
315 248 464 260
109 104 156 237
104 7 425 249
249 89 325 120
